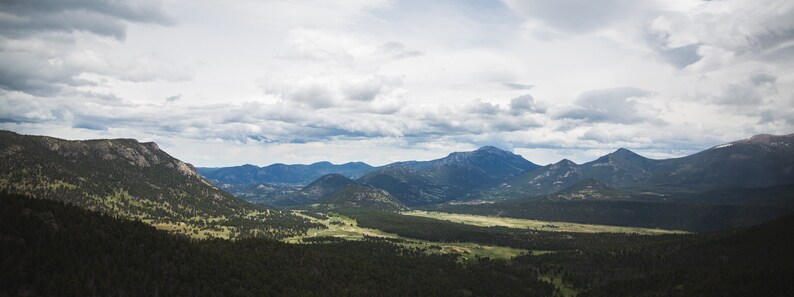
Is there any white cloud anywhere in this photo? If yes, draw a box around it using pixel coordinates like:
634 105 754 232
1 0 793 166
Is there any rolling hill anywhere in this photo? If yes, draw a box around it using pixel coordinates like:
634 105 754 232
357 166 451 206
319 184 406 211
268 174 358 207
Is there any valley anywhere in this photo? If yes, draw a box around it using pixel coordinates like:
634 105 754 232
284 211 529 261
2 130 793 296
401 210 688 234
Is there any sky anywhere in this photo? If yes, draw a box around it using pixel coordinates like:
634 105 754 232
1 0 793 167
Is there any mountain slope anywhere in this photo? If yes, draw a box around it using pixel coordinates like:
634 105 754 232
646 133 794 190
319 184 406 211
480 159 586 199
357 166 451 206
272 174 357 206
0 130 317 239
474 133 794 200
579 148 658 187
546 178 631 201
198 161 373 186
389 146 539 189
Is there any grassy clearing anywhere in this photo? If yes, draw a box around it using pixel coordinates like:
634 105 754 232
402 210 688 235
286 211 529 261
146 219 234 239
540 275 578 297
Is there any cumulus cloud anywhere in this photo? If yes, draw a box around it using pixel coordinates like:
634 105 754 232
510 94 546 114
262 74 404 109
557 87 657 124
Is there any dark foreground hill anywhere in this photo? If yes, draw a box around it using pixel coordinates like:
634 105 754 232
3 191 793 296
0 191 552 297
0 130 317 239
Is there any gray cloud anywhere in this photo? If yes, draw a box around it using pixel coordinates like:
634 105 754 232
713 74 777 106
377 42 423 59
0 49 90 96
0 0 178 96
468 100 501 115
165 94 181 102
503 82 533 90
0 0 173 40
510 94 545 114
557 87 655 124
504 0 643 33
644 28 703 69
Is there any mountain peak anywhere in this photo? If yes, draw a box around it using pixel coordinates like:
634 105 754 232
475 145 507 153
747 133 794 144
555 159 578 166
609 148 648 160
613 148 634 155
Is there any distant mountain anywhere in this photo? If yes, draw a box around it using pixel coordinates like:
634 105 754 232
482 159 586 199
202 134 794 206
198 161 374 186
0 130 317 239
388 146 539 187
357 166 451 206
392 146 539 178
474 133 794 199
354 146 540 205
580 148 658 188
319 184 405 211
645 134 794 190
273 174 357 206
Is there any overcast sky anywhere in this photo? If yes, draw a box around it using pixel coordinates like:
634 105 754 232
1 0 793 166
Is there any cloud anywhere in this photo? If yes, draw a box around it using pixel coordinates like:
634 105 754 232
503 0 648 33
1 0 793 168
0 0 184 96
510 94 546 114
557 87 656 124
503 82 533 90
0 0 173 40
376 42 423 59
468 99 502 115
713 74 777 106
648 0 794 68
262 74 404 108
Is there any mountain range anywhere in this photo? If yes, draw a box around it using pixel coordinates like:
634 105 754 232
4 129 793 232
198 161 373 186
204 133 794 208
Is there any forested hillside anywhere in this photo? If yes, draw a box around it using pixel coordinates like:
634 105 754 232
0 131 318 239
0 192 553 297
